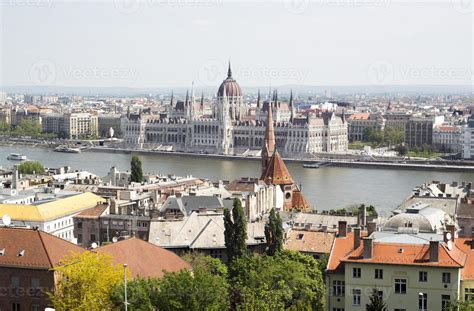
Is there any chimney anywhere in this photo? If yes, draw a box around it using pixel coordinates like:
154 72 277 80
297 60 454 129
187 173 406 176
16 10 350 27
354 227 361 250
429 240 439 262
471 239 474 250
338 221 347 237
446 224 456 241
362 237 373 259
359 205 367 227
367 222 376 236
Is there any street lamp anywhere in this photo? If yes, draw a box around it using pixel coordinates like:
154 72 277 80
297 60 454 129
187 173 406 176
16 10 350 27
124 263 128 311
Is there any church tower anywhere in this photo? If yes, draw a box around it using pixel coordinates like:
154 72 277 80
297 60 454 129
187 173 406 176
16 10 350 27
261 102 275 176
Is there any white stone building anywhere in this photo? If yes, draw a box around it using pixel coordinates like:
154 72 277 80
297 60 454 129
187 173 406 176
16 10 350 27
121 64 348 156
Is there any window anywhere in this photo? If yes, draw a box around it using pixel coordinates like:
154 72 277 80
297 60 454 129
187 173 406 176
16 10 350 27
353 267 361 278
418 293 427 311
31 278 40 298
332 309 344 311
465 288 474 302
375 269 383 279
12 303 20 311
394 279 406 294
441 295 450 311
332 280 345 296
394 309 406 311
419 271 427 282
442 272 451 284
352 289 361 306
90 234 96 242
32 305 40 311
77 221 82 229
296 234 304 240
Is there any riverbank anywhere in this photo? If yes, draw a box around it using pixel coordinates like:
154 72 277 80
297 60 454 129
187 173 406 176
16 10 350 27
3 139 474 173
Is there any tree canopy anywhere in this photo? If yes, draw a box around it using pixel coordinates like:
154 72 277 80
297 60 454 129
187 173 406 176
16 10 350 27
17 161 45 174
49 252 125 311
366 289 387 311
265 208 284 256
224 198 248 265
130 155 143 183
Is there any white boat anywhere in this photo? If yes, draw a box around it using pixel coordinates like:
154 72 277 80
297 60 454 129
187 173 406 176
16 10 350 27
54 145 81 153
6 153 27 161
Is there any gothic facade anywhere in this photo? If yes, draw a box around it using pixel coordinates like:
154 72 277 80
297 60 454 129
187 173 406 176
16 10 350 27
121 65 348 156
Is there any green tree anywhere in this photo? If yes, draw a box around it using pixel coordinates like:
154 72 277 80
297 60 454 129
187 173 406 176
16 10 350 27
153 269 229 311
130 155 143 183
110 278 159 311
231 251 326 310
447 300 474 311
12 118 42 137
49 252 125 311
224 198 248 264
181 252 228 277
366 289 387 311
0 121 10 133
17 161 45 174
265 208 284 256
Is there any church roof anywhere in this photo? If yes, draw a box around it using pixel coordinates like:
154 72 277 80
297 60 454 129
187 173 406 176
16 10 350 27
292 189 310 211
260 150 294 185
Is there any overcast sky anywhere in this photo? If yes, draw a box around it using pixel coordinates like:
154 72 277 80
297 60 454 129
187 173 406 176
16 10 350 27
1 0 472 89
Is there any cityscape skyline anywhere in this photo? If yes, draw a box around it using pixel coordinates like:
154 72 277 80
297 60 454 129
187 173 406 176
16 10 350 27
1 1 472 89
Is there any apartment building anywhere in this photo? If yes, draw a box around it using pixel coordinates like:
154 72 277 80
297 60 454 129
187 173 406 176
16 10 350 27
326 222 473 311
42 112 98 139
433 125 464 153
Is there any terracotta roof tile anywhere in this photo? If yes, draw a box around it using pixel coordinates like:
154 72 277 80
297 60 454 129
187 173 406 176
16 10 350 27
261 150 294 185
291 189 310 210
0 227 84 269
96 237 191 278
455 238 474 279
285 230 335 254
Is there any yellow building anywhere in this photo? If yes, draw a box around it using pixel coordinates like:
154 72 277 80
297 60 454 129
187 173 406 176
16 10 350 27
0 192 104 243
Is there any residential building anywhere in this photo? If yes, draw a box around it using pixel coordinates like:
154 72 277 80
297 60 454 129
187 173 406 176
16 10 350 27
42 112 98 139
96 237 191 278
326 222 467 311
0 227 85 311
285 229 335 259
347 113 385 142
463 116 474 159
0 192 105 243
405 115 444 148
433 125 464 153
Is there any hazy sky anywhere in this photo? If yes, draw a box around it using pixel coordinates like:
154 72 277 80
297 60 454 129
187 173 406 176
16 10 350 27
1 0 472 89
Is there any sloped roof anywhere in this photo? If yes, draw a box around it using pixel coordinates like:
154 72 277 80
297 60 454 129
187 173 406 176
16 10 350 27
285 230 335 254
96 237 191 278
455 238 474 280
342 242 466 268
0 192 105 222
261 150 294 185
292 189 310 210
327 231 366 273
0 227 84 269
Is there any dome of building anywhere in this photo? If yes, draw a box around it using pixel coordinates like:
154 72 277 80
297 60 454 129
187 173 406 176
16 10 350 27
217 63 242 97
383 206 449 233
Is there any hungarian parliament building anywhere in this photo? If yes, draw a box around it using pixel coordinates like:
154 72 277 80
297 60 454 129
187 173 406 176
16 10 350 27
121 65 348 156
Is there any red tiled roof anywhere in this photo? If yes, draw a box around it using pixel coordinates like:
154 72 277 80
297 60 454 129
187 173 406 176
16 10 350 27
285 230 335 254
349 113 370 120
75 204 108 219
342 242 466 268
291 189 310 210
327 231 366 273
0 227 84 269
261 150 294 185
455 238 474 279
96 237 191 278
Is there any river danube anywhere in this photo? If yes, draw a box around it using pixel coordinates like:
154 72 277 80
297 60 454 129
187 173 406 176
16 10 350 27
1 145 473 216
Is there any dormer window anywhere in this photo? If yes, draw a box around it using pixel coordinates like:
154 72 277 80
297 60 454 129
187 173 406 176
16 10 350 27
18 250 25 257
0 248 5 256
296 234 304 240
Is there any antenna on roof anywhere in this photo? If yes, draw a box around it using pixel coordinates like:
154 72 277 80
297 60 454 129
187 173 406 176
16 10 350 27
2 214 11 227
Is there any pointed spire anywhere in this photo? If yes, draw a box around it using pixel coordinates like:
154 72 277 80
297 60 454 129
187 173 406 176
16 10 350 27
257 89 261 108
200 91 204 109
227 60 232 78
265 101 275 156
185 89 189 105
170 90 174 107
290 90 294 123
